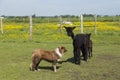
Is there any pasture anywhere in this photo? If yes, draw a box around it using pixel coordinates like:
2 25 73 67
0 20 120 80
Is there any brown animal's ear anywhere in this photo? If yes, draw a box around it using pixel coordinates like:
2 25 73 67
61 46 64 49
61 46 67 52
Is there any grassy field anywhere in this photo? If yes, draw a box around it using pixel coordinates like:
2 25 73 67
0 21 120 80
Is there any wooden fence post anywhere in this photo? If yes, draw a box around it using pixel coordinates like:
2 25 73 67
80 14 83 33
29 16 33 41
0 17 4 34
94 14 97 34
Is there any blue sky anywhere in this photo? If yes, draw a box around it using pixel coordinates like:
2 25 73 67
0 0 120 16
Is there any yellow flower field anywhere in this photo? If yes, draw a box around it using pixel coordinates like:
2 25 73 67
73 22 120 31
96 22 120 31
0 22 120 42
4 25 23 30
2 22 120 31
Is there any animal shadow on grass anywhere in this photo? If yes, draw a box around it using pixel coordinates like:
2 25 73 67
58 57 75 64
38 66 61 71
58 57 85 64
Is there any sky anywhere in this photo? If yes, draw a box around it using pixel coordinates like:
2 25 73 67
0 0 120 16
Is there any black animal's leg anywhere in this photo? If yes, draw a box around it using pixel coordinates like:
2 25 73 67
91 47 93 57
81 46 88 61
76 49 81 65
80 47 84 59
81 46 85 60
88 47 92 58
89 47 92 58
73 48 77 64
88 47 90 58
89 40 93 58
85 48 88 61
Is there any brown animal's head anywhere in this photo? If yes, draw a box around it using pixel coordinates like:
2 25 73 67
58 46 67 55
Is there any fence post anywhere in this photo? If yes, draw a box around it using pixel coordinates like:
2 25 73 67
0 17 4 34
94 14 97 34
29 16 33 41
80 14 83 33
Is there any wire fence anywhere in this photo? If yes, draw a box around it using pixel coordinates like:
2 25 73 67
0 15 120 42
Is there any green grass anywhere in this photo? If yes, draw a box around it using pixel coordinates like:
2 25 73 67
0 22 120 80
0 37 120 80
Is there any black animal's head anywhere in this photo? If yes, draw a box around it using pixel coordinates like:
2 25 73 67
64 26 75 36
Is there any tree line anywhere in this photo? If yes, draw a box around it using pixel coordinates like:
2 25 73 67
1 14 120 23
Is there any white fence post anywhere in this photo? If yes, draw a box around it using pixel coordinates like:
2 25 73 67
94 14 97 34
0 17 4 34
29 16 33 41
80 14 83 33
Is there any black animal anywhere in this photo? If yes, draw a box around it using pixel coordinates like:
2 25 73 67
88 40 93 58
64 26 92 65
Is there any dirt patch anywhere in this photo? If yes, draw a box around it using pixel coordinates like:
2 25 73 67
97 54 120 60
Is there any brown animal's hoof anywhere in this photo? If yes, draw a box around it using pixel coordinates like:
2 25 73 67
54 70 57 72
37 69 40 71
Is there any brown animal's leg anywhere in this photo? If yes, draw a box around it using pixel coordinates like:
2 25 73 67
30 56 38 71
31 56 41 71
35 59 41 71
34 58 41 71
30 62 36 71
52 61 57 72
